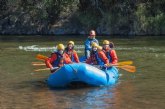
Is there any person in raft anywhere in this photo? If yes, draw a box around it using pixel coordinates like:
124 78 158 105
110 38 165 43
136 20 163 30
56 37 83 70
84 30 99 59
102 40 118 65
64 41 80 63
86 42 109 66
45 44 72 73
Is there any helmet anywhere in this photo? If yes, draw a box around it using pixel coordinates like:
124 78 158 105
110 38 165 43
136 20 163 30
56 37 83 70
91 42 98 47
103 40 110 45
68 41 74 46
90 30 96 36
57 44 65 50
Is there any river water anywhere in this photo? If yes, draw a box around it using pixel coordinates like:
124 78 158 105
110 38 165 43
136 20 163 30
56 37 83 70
0 36 165 109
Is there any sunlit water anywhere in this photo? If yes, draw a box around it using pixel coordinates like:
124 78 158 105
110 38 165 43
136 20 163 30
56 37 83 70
0 36 165 109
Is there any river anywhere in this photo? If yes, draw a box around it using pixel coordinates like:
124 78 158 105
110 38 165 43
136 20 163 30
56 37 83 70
0 36 165 109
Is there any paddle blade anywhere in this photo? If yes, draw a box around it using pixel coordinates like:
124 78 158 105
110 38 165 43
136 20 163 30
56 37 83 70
36 54 48 61
117 61 133 66
117 65 136 73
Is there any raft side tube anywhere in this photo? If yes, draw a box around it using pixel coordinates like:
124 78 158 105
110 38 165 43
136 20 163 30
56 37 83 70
105 67 119 85
77 63 108 86
47 65 77 87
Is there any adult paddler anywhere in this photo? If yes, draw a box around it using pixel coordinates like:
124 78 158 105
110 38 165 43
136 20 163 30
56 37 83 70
84 30 99 59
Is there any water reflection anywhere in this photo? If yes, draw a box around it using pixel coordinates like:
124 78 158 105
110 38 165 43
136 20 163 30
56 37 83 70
31 80 135 109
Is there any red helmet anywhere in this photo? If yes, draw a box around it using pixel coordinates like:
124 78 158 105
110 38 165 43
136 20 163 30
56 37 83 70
90 30 96 36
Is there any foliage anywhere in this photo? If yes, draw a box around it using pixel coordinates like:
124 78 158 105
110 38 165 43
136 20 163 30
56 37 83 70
43 0 76 23
0 0 165 35
135 2 165 35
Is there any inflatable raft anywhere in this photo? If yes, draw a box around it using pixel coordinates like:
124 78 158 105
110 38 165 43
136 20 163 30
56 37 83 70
47 63 119 87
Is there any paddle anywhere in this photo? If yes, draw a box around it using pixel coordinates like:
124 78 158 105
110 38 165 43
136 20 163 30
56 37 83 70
103 61 135 73
34 68 50 72
93 64 136 73
34 67 59 72
105 61 133 67
32 63 45 66
114 61 133 66
36 54 48 61
32 62 45 64
116 65 136 73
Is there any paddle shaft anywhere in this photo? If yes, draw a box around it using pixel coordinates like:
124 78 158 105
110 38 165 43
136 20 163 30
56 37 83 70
34 67 59 72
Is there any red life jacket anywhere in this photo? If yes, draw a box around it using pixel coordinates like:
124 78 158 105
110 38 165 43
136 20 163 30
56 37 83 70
65 49 74 61
90 51 103 65
102 49 112 63
90 53 98 65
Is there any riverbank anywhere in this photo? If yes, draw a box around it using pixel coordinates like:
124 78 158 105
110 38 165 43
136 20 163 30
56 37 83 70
1 1 165 36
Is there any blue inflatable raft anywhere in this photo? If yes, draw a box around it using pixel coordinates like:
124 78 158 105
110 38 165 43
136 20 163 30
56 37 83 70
47 63 119 87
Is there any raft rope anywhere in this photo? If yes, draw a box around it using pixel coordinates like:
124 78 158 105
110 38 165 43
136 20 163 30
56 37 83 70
104 68 110 83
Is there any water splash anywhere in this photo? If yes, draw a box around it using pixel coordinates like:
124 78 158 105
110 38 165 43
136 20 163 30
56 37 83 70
18 45 163 53
18 45 84 53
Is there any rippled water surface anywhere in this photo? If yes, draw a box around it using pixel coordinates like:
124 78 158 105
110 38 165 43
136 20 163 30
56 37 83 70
0 36 165 109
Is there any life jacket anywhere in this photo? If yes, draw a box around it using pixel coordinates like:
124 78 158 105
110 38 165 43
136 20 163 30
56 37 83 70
65 48 75 62
52 52 64 67
90 51 103 65
102 49 112 63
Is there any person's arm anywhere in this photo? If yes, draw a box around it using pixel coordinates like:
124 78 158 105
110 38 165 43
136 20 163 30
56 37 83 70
110 50 118 64
84 39 91 50
45 54 57 69
73 51 80 63
98 51 109 64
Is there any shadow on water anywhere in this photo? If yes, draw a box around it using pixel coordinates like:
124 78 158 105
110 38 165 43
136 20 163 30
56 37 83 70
30 78 104 91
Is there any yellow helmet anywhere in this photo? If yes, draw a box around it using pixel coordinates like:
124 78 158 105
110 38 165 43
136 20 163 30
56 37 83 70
103 40 110 45
91 42 98 47
57 44 65 50
68 41 74 46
